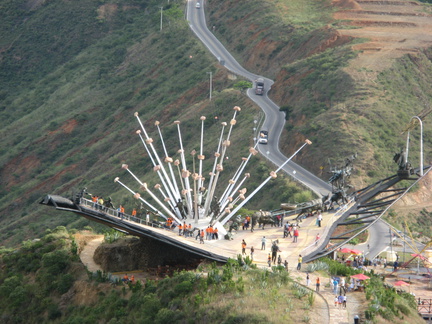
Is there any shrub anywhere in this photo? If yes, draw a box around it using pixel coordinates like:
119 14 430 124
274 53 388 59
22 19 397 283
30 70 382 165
395 303 410 315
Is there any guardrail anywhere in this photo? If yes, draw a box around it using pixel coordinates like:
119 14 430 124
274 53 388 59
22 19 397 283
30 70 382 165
79 198 166 230
301 199 355 256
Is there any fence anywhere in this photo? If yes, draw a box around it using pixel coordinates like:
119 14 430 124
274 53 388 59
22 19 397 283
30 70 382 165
79 198 165 230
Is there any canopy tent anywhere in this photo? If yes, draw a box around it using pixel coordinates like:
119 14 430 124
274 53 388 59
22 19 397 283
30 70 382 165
393 280 410 286
351 273 370 280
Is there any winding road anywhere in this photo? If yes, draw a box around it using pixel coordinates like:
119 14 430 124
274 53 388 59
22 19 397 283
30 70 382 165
187 0 330 197
185 0 416 257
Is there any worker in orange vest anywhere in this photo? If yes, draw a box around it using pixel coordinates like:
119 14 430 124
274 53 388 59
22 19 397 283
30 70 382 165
214 227 219 240
188 224 192 237
131 208 137 217
200 229 205 244
178 223 183 236
92 195 98 208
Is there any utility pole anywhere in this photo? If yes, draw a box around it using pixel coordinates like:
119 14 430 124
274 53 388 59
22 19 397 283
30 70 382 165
403 223 406 264
389 228 393 262
206 71 212 101
159 7 163 31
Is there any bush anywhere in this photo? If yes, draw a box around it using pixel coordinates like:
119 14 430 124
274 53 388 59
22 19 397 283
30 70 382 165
395 303 411 315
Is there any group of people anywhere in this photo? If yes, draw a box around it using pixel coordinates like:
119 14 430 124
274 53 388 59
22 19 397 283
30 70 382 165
122 274 135 284
306 275 321 292
242 216 252 230
334 295 347 308
282 222 300 242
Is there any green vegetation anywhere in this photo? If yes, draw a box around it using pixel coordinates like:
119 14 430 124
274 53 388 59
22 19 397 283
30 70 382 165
0 227 78 322
0 229 318 323
309 258 420 322
364 276 418 321
0 0 313 246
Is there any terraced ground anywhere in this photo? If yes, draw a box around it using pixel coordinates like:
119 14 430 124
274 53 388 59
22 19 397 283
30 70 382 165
334 0 432 77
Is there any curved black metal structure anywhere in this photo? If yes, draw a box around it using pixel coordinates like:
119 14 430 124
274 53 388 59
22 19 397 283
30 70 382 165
304 166 432 262
39 196 229 263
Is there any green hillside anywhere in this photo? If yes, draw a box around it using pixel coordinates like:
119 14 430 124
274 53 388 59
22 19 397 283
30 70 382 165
1 0 431 244
206 0 432 184
0 228 422 323
0 0 311 246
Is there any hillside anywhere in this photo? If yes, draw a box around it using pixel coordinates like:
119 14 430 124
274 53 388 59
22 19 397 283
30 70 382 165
0 0 312 246
207 0 432 188
0 228 424 323
0 0 431 245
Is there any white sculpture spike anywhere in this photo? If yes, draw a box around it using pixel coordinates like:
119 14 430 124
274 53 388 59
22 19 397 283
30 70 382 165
155 121 182 199
202 121 226 217
198 116 206 190
219 141 259 207
121 165 182 223
205 107 240 217
114 177 169 220
136 131 178 209
220 139 312 225
174 120 193 216
218 173 250 216
135 113 181 204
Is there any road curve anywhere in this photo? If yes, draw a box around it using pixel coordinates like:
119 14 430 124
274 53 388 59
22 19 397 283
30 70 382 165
187 0 331 196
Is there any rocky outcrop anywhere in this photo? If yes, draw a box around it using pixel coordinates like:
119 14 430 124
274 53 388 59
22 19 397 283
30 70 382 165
93 236 203 272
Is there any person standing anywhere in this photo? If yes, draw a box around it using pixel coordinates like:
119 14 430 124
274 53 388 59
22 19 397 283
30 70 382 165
261 236 267 250
293 228 299 243
317 212 323 227
284 260 289 271
250 246 254 260
267 254 272 267
316 277 320 292
297 254 303 271
277 255 282 266
131 208 137 217
333 278 339 294
241 239 247 256
306 273 311 286
146 212 150 225
271 242 280 264
343 295 347 308
199 229 205 244
315 233 320 246
340 277 346 294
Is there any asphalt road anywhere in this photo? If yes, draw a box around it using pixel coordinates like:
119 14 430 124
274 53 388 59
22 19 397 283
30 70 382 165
186 1 409 257
187 0 331 197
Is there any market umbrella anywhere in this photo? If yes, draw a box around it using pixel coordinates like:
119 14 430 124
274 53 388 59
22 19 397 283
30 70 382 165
411 253 427 261
393 280 410 286
350 249 362 255
351 273 370 280
340 248 353 253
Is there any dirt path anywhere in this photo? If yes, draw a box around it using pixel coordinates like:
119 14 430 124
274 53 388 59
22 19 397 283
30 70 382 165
79 236 104 272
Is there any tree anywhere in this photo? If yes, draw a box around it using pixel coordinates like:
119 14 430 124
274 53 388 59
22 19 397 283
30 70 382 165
233 81 252 92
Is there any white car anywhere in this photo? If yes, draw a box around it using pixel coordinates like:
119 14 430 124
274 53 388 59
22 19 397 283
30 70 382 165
196 2 201 8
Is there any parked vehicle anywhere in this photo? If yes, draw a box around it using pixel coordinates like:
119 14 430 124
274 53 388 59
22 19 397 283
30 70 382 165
258 130 268 144
255 78 264 95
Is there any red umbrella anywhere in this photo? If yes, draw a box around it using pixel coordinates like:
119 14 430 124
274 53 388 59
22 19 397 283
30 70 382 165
411 253 427 261
350 249 362 255
340 248 352 253
393 280 410 286
351 273 370 280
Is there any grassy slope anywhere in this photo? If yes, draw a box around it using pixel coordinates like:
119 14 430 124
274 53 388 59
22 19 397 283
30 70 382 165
0 0 311 246
206 0 432 188
0 229 423 323
0 228 315 323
